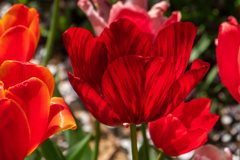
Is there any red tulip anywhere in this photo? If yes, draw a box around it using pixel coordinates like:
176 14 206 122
77 0 181 41
0 61 76 160
63 19 209 127
216 16 240 102
193 144 232 160
149 98 219 156
0 4 40 64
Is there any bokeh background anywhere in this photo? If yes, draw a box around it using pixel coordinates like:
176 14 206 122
0 0 239 159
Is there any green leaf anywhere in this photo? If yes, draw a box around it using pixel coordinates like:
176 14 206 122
52 70 61 97
53 70 85 145
139 144 156 160
189 34 211 63
156 151 173 160
201 64 218 91
62 104 93 160
65 132 93 160
210 98 218 113
24 149 42 160
53 70 92 159
38 138 66 160
18 0 27 4
63 124 87 149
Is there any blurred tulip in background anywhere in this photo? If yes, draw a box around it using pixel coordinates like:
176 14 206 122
78 0 181 41
0 4 40 65
193 144 232 160
216 16 240 103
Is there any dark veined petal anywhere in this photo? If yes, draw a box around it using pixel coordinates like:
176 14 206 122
108 2 155 42
63 27 107 93
216 17 240 102
4 78 50 155
42 97 77 142
0 99 30 160
68 72 122 126
157 59 210 118
101 55 176 124
100 18 151 65
152 22 197 79
0 60 55 97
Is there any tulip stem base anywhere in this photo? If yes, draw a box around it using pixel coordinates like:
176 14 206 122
157 151 165 160
141 123 149 160
130 123 139 160
91 120 100 160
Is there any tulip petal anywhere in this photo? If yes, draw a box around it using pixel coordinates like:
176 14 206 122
158 11 182 33
102 56 175 124
2 4 38 31
216 18 240 102
42 97 77 141
152 22 197 79
158 59 210 118
63 27 107 93
29 14 40 47
0 99 30 160
77 0 108 36
171 98 212 128
180 129 208 155
149 115 190 156
92 0 111 22
0 82 4 98
108 2 155 42
125 0 148 10
0 61 54 97
191 114 219 132
4 78 50 155
0 20 3 37
68 72 121 126
100 19 151 65
0 26 36 64
148 1 170 35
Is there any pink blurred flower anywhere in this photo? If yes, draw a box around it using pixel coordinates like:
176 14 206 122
193 144 232 160
78 0 181 41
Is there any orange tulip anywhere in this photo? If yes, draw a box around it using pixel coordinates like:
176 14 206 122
0 4 40 64
0 61 76 160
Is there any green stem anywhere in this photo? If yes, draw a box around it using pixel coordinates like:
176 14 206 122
157 151 165 160
141 123 149 160
41 0 60 67
91 120 100 160
130 124 139 160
